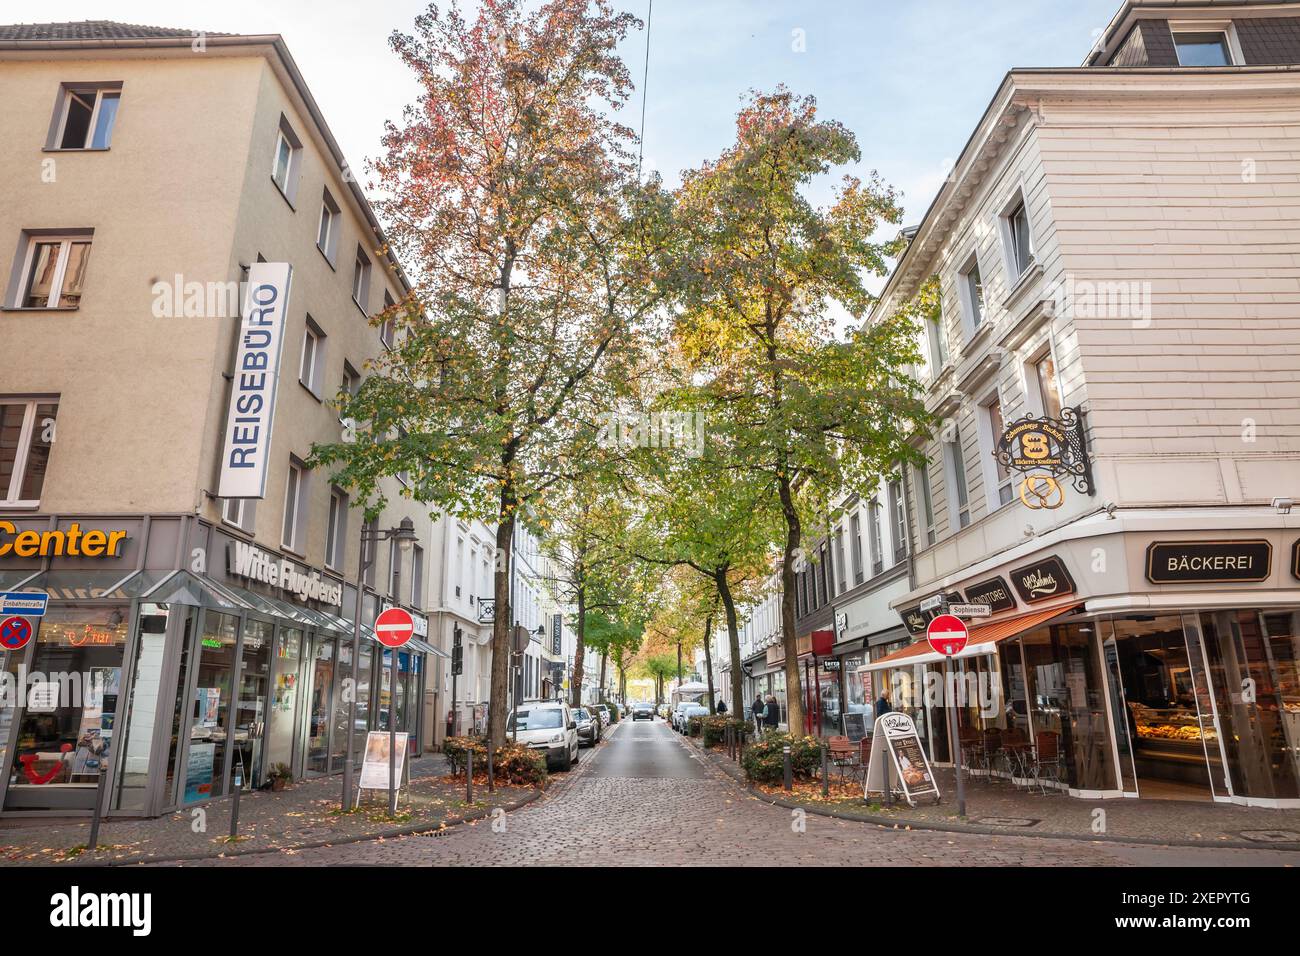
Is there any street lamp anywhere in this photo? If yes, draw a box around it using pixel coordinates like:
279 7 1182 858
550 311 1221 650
341 515 418 812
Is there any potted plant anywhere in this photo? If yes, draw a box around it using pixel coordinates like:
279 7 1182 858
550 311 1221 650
267 763 294 792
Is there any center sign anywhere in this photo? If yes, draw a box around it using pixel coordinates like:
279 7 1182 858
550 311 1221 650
926 614 969 657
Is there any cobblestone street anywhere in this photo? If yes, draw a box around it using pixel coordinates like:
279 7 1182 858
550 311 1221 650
182 720 1300 867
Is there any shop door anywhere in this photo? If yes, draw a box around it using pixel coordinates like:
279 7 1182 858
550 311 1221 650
1108 615 1217 801
304 634 335 776
265 627 305 779
231 619 272 789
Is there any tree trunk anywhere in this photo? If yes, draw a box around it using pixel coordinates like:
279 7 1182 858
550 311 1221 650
598 653 607 702
777 463 805 735
570 579 586 707
488 484 517 747
714 567 745 724
702 613 715 714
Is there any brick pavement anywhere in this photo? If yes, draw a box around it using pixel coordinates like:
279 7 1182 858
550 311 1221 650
176 720 1300 866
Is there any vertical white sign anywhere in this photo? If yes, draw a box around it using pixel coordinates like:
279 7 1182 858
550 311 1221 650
218 262 293 499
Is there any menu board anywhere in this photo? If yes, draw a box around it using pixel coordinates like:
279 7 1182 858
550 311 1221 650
863 711 940 806
843 711 869 742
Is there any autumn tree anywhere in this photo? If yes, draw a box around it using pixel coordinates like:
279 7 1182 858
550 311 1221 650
671 89 930 735
312 0 672 746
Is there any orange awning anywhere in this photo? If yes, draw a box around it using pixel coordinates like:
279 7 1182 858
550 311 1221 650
860 604 1081 672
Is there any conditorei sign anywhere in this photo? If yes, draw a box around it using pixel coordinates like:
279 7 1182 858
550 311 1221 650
1146 540 1272 584
960 576 1017 614
218 261 293 499
1009 555 1077 604
228 540 342 607
0 521 128 558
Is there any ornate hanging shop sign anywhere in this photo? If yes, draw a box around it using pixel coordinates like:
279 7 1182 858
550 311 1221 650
996 406 1095 507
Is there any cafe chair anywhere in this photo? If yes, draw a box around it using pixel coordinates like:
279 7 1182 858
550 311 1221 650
1031 730 1063 794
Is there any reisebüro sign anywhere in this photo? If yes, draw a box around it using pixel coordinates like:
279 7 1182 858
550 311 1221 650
218 262 293 499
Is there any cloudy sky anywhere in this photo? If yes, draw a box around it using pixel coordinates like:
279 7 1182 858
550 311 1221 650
26 1 1120 249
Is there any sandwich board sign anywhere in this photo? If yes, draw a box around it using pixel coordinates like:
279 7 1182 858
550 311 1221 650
358 731 409 796
863 711 940 807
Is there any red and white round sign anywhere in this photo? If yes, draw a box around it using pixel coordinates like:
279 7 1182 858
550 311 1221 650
926 614 969 657
374 607 414 648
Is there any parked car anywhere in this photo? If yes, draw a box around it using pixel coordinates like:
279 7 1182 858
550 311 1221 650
670 700 695 731
594 704 611 728
676 703 709 734
657 703 671 719
632 701 654 720
507 699 580 771
571 707 599 747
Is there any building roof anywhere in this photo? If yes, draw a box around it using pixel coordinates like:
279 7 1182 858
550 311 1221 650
0 21 226 41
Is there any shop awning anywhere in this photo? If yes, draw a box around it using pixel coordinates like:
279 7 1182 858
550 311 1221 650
858 604 1082 672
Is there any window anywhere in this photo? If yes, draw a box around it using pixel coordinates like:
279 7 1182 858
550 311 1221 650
388 537 401 599
282 459 307 553
363 518 378 588
455 537 464 599
52 85 121 150
352 247 372 312
834 528 847 593
945 429 971 530
221 497 256 533
850 512 864 585
1003 197 1033 279
867 499 884 576
959 255 985 333
380 291 396 348
411 544 425 608
326 488 348 570
299 318 326 396
339 362 359 426
888 479 907 562
15 234 92 309
820 544 831 604
983 398 1014 507
317 190 341 264
396 428 411 486
271 118 302 202
926 308 949 378
1174 31 1232 66
917 462 936 546
1033 353 1062 418
0 398 58 506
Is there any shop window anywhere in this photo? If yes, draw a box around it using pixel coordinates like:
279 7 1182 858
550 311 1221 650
11 233 93 309
6 608 128 804
317 189 341 264
329 639 358 773
49 83 121 150
265 627 304 773
271 116 302 204
0 397 58 506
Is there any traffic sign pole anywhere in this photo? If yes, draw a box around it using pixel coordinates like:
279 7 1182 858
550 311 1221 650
373 607 414 818
946 658 966 817
927 614 971 817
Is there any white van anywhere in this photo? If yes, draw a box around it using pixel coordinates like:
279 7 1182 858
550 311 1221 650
506 700 580 771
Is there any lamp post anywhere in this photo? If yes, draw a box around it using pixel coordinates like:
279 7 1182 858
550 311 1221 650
341 515 418 812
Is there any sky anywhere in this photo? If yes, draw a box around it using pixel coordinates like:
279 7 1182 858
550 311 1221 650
21 0 1120 251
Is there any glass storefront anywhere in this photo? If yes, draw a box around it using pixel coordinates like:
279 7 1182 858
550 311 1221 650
5 607 128 810
185 611 238 804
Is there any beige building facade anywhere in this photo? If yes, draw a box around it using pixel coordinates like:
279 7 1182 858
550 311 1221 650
0 23 446 818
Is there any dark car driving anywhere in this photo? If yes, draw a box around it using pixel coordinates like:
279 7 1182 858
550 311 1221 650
632 701 654 720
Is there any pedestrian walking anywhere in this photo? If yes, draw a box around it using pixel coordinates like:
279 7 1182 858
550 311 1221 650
874 687 892 719
764 694 780 729
751 695 765 735
716 698 727 714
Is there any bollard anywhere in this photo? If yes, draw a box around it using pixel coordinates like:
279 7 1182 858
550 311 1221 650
783 745 793 792
86 762 109 853
487 737 495 792
883 745 894 808
230 767 243 840
466 748 474 803
821 739 829 798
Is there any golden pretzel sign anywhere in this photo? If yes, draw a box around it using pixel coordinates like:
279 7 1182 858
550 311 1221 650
1018 474 1064 510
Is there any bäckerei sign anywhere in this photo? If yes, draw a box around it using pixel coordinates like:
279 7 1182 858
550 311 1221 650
218 262 293 499
1146 540 1271 584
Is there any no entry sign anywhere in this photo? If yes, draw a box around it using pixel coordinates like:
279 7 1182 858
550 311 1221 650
926 614 968 657
374 607 414 648
1 616 34 652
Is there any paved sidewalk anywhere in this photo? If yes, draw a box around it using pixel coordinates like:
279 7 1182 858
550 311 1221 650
686 735 1300 850
0 753 540 866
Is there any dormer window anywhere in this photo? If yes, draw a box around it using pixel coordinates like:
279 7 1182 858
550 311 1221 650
1174 31 1233 67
